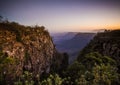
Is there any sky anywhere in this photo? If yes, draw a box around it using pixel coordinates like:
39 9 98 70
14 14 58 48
0 0 120 33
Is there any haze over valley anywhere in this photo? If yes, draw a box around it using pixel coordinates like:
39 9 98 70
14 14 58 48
51 32 96 63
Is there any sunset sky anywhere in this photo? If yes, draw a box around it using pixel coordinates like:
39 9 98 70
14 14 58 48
0 0 120 33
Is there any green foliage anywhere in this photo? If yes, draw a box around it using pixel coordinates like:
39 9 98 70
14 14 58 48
0 52 16 85
77 30 120 76
63 61 86 84
41 74 63 85
14 71 34 85
0 20 50 43
0 52 15 71
62 52 120 85
92 64 119 85
74 64 119 85
80 52 116 70
75 75 87 85
0 53 119 85
67 61 85 76
50 52 69 75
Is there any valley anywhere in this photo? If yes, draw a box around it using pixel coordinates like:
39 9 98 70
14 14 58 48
51 32 96 63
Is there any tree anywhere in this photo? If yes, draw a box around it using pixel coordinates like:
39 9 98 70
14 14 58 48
75 75 87 85
0 15 3 21
92 64 119 85
63 61 86 84
41 74 63 85
81 52 116 70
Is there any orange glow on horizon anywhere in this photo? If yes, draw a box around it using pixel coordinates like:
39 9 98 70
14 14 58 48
105 25 120 30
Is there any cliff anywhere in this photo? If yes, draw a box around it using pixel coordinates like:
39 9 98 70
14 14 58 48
0 22 58 83
77 30 120 72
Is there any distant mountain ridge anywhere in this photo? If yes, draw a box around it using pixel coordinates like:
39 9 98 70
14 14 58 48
52 32 96 63
51 32 78 44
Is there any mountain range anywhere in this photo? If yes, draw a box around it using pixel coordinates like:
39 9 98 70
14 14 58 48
51 32 96 63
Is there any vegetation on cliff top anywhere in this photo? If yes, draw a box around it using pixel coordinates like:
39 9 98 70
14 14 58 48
77 30 120 71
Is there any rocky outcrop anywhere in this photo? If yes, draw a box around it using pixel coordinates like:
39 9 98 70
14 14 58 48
0 22 57 82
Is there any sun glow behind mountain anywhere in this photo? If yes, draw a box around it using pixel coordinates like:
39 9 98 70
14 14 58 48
0 0 120 32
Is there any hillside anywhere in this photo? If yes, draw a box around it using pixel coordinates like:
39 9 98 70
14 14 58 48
77 30 120 72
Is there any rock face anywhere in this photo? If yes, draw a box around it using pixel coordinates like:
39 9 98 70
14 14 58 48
77 30 120 71
0 22 56 81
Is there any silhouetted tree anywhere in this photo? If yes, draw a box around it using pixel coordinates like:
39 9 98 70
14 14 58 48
0 15 3 22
